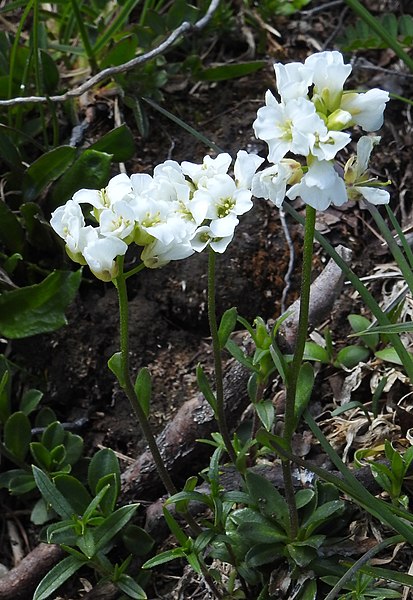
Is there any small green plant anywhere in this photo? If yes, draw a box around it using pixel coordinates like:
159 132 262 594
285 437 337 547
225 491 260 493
32 448 151 600
355 441 413 509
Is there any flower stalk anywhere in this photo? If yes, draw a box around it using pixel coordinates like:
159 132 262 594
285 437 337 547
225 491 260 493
282 204 316 538
207 248 237 464
115 256 177 497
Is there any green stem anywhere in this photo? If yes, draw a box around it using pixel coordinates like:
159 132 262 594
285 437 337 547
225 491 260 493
115 257 177 497
368 203 413 295
283 203 413 382
70 0 99 73
343 0 413 72
284 205 316 442
282 205 315 540
207 248 237 464
324 534 403 600
385 204 413 271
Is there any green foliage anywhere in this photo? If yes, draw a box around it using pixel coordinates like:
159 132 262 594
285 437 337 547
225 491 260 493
32 450 148 600
0 270 81 338
355 441 413 508
338 13 413 51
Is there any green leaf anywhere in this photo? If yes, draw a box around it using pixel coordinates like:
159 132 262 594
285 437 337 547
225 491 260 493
31 497 53 525
196 364 217 413
225 339 255 371
88 448 120 496
245 542 284 567
357 563 413 588
335 345 370 369
8 472 37 494
302 500 344 535
218 307 237 348
95 473 118 516
0 201 25 254
197 60 267 82
64 432 83 465
22 146 76 202
0 125 23 170
162 506 188 546
4 411 31 461
77 528 96 559
122 524 155 557
237 520 288 544
20 388 43 415
115 574 147 599
269 343 289 384
245 471 289 530
33 556 84 600
108 352 125 387
54 474 92 515
41 421 65 450
94 504 139 553
295 362 314 426
375 346 407 366
254 400 274 432
30 442 52 470
286 541 318 567
50 150 112 210
134 367 151 417
0 269 82 339
89 124 135 163
348 314 379 349
303 342 331 364
142 546 187 569
32 465 74 519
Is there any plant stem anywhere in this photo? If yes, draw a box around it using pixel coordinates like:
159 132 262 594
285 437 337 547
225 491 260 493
324 534 403 600
71 0 99 73
115 257 177 497
283 202 413 383
282 204 316 539
207 248 237 464
368 203 413 295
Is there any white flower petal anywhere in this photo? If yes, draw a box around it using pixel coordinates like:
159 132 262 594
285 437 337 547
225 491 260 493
341 89 389 131
355 186 390 205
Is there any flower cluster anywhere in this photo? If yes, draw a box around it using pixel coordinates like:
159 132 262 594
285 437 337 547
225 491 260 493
51 151 263 280
251 50 390 210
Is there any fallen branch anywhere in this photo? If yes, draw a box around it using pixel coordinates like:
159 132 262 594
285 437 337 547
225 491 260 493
277 245 353 353
0 0 220 107
0 544 64 600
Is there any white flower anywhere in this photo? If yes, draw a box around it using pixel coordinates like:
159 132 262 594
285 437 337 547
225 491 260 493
344 136 390 205
50 200 85 251
153 160 191 205
305 51 352 112
50 200 93 264
234 150 264 190
252 160 303 207
181 154 232 186
341 89 390 131
83 230 128 281
99 201 136 240
191 224 234 254
73 173 133 212
312 130 351 161
287 159 348 210
253 93 327 163
194 174 253 223
140 237 194 269
274 61 313 101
